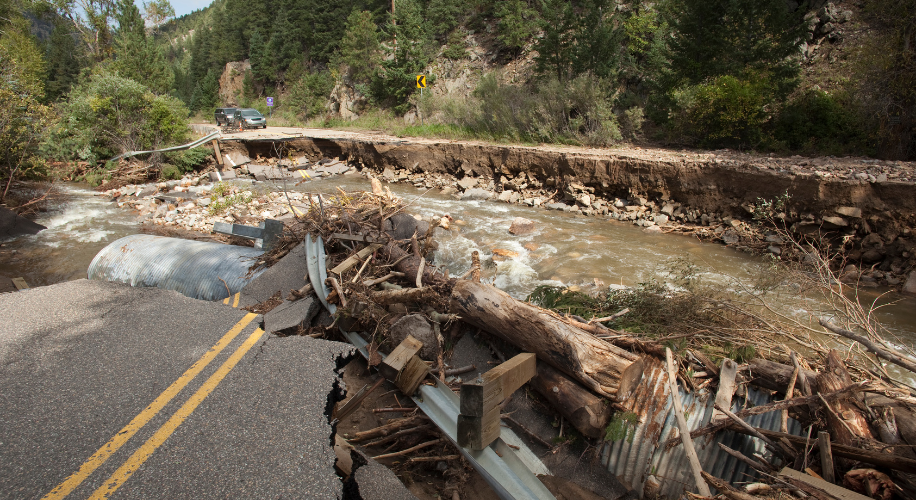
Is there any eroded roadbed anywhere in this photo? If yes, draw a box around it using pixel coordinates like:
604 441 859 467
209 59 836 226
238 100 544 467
0 279 353 499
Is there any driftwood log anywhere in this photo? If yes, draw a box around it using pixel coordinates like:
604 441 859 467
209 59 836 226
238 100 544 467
379 241 449 288
529 363 613 439
815 350 875 469
450 280 645 401
748 358 816 396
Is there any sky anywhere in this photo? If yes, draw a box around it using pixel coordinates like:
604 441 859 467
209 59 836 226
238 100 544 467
135 0 215 19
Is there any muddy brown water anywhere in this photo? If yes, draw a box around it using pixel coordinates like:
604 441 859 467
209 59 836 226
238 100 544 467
3 180 915 351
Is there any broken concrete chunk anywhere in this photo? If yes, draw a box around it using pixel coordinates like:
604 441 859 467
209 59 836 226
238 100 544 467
208 170 237 182
264 296 319 334
224 152 251 167
239 243 308 308
388 314 438 360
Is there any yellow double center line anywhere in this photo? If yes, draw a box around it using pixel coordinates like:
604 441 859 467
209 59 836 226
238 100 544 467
43 313 262 499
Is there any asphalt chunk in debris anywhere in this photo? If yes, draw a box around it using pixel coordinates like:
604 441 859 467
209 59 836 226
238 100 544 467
238 242 308 308
342 449 418 500
264 296 319 335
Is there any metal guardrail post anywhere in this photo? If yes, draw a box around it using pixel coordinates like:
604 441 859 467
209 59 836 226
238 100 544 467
213 219 285 250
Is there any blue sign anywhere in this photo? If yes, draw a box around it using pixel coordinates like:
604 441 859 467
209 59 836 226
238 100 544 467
266 97 274 106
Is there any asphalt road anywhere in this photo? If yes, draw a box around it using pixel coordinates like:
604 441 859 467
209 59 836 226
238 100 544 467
0 279 354 499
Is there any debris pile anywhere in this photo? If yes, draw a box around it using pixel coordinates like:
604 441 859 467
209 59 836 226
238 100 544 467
256 187 916 499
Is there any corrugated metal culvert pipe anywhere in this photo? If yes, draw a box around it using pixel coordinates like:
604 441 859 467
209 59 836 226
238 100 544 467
88 234 266 301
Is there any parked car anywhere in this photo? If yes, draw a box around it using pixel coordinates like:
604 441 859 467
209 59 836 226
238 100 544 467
232 108 267 129
214 107 237 126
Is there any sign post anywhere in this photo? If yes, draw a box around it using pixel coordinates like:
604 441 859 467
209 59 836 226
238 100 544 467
416 75 427 126
266 96 274 118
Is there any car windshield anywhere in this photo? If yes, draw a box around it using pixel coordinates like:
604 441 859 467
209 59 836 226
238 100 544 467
223 108 236 113
241 110 261 117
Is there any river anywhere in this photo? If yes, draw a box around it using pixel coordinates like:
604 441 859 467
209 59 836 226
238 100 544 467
3 180 915 347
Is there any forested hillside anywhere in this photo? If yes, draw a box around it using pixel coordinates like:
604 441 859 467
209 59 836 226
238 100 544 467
1 0 915 197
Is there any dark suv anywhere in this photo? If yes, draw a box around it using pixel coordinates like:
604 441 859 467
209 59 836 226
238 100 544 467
232 108 267 129
214 107 237 126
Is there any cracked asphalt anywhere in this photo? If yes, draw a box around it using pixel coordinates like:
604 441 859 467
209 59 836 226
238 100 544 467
0 279 354 499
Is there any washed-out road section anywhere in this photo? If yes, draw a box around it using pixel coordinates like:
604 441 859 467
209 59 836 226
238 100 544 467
0 279 353 499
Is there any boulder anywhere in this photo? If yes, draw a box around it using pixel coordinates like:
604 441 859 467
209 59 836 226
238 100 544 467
722 229 740 245
577 193 591 207
653 214 669 225
835 206 862 218
546 203 568 211
903 271 916 295
460 188 493 201
0 207 46 239
497 190 513 202
509 217 536 236
457 177 477 190
388 314 438 360
643 225 662 234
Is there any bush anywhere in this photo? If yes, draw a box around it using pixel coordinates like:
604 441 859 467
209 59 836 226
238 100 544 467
46 71 189 163
448 73 621 146
163 148 212 173
668 75 770 148
159 164 181 180
772 89 871 156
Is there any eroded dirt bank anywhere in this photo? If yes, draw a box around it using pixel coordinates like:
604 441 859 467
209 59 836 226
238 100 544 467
218 129 916 289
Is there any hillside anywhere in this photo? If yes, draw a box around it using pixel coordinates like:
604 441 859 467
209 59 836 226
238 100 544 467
150 0 913 160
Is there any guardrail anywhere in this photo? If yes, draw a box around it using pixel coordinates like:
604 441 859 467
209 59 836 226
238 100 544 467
109 130 221 162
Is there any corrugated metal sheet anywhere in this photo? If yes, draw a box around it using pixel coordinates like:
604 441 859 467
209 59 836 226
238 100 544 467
88 234 266 301
603 357 801 498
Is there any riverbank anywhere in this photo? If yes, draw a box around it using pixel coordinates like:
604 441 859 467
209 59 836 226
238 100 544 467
99 126 916 292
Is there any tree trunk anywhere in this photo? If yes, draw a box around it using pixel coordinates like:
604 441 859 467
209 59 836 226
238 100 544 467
528 363 613 439
450 280 645 401
379 241 450 288
815 349 875 468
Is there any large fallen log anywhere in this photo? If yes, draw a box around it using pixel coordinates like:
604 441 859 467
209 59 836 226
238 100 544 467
749 358 816 395
529 363 613 439
450 280 645 401
379 241 449 288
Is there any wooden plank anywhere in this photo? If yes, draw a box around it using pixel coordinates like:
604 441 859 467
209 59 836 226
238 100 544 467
330 243 382 275
666 348 712 497
379 335 422 382
711 358 738 423
779 467 871 500
212 140 223 166
460 353 536 418
457 405 501 450
818 431 835 484
12 277 29 290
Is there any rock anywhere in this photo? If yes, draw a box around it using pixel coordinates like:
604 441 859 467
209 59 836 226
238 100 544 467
460 188 493 201
344 450 418 500
382 168 397 182
497 190 513 202
492 248 520 260
835 206 862 218
765 234 784 244
440 186 457 196
722 229 739 245
388 314 438 360
457 177 477 190
614 200 626 209
653 214 669 225
861 249 884 262
875 173 887 183
661 204 676 216
509 217 536 236
902 271 916 295
0 207 46 239
546 203 568 211
822 216 848 228
577 193 591 207
855 172 869 181
768 246 782 255
643 225 662 234
387 213 429 240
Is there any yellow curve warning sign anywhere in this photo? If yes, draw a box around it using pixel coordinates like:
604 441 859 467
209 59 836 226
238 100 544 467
416 75 427 88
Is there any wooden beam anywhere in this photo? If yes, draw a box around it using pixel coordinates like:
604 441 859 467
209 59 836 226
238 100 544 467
460 353 536 418
457 405 501 450
331 243 382 276
818 431 835 484
212 140 223 166
666 348 712 497
12 277 29 290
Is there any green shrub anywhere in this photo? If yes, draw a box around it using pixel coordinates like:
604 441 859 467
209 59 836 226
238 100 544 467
159 164 181 180
164 148 212 173
286 71 334 119
772 89 871 155
45 71 189 163
668 75 770 148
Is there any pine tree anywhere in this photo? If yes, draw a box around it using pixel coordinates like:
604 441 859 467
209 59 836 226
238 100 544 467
336 10 380 82
112 0 173 93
